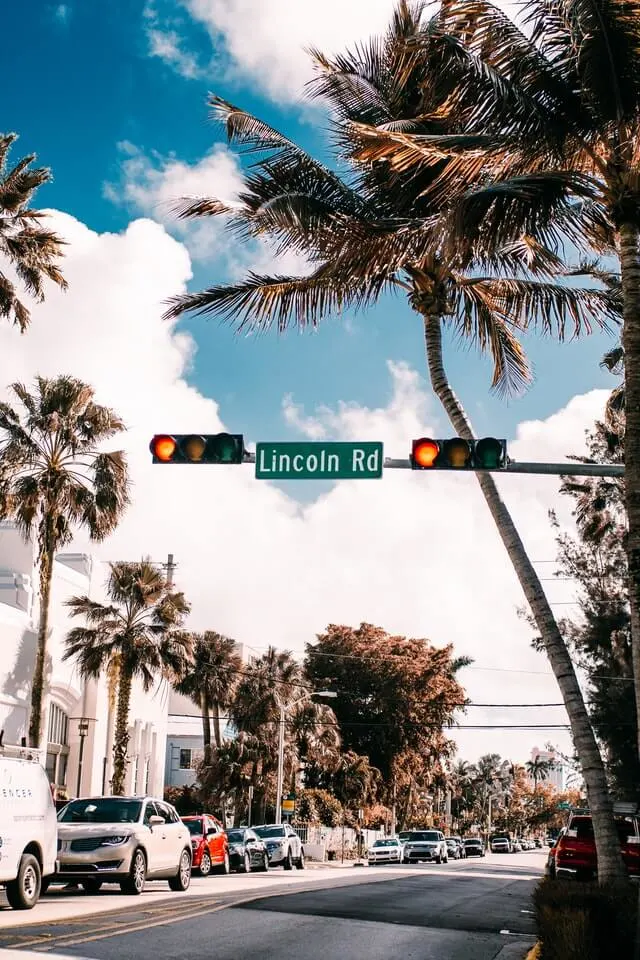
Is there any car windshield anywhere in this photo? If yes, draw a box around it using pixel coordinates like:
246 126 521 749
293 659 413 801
255 826 286 838
183 818 204 836
58 798 142 824
226 830 245 843
464 840 481 846
373 839 398 847
408 831 439 842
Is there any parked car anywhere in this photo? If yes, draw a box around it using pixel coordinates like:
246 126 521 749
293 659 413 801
55 796 192 895
490 834 512 854
555 813 640 881
225 827 269 873
0 753 58 909
512 839 523 853
368 837 404 865
462 838 485 857
402 830 448 864
181 814 229 876
445 837 465 859
254 824 305 870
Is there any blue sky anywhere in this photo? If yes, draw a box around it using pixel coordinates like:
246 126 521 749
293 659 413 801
4 0 617 460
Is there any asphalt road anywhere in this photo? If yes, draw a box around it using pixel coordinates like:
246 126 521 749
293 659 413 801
0 853 542 960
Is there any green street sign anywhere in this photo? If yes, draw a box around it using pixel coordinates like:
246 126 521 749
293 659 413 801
557 801 571 810
255 442 383 480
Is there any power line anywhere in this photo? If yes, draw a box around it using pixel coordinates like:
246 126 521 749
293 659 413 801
171 714 572 731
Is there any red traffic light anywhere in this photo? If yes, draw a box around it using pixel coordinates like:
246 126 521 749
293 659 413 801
411 438 440 469
150 435 177 463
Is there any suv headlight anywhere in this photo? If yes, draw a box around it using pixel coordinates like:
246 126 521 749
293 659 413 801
100 835 130 846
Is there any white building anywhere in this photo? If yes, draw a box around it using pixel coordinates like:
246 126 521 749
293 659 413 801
164 643 248 788
530 746 567 792
0 521 169 800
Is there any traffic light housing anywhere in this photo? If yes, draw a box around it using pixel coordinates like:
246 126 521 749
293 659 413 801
150 433 245 464
411 437 507 471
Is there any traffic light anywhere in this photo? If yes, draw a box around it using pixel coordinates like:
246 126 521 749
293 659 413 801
411 437 507 471
150 433 245 464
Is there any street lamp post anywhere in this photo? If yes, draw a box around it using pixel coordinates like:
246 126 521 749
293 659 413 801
275 690 336 825
75 718 91 798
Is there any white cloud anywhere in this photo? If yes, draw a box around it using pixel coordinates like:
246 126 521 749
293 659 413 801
0 209 607 765
53 3 71 25
144 1 205 79
182 0 396 101
105 142 308 277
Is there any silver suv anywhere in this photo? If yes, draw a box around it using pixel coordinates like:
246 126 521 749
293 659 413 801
254 824 305 869
56 796 192 894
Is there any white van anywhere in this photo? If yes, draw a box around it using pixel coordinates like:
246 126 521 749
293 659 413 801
0 752 58 908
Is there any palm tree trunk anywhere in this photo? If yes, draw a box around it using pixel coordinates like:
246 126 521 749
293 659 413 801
28 529 55 748
212 701 223 749
201 694 212 764
423 314 626 884
111 668 133 796
619 223 640 767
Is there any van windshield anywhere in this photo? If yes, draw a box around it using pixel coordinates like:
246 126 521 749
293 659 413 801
58 798 143 823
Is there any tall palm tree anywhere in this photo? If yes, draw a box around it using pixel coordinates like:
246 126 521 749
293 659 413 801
173 631 241 761
0 132 67 330
0 376 130 748
64 560 191 795
352 1 640 877
161 0 623 881
526 757 553 794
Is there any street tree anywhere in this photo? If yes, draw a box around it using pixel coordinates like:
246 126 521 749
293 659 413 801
0 132 67 330
64 560 191 794
162 0 622 881
173 631 241 760
0 376 129 747
305 622 466 824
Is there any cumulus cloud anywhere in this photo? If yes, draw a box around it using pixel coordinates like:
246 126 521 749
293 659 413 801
0 209 606 763
148 0 521 104
104 142 308 277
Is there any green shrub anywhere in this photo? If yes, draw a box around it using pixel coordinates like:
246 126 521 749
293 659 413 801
297 788 343 826
534 878 637 960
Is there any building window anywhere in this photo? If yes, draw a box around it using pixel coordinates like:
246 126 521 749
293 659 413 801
179 748 192 770
46 703 70 793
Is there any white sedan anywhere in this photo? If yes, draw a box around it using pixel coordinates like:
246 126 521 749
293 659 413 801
368 837 404 865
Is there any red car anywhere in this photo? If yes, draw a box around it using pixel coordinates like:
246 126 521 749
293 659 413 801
182 815 230 876
555 814 640 881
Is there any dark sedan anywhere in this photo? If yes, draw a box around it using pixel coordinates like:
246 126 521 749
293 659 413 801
463 838 485 857
226 828 269 873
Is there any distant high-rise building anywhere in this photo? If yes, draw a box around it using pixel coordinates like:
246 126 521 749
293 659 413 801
530 745 566 792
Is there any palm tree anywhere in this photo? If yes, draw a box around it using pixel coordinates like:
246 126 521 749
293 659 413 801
0 132 67 330
64 560 191 795
0 376 130 748
526 757 553 794
289 699 341 792
173 631 241 761
161 1 624 881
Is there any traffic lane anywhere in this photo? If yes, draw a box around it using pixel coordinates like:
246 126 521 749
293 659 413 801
47 906 518 960
241 867 538 936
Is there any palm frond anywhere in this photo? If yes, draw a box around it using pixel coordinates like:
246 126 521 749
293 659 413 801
451 279 531 395
163 267 392 330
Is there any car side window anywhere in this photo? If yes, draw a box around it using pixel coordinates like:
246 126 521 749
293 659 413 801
206 817 219 835
155 801 172 822
143 801 158 825
165 805 180 824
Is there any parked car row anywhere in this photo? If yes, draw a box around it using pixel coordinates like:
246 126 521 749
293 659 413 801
0 754 308 912
368 832 490 865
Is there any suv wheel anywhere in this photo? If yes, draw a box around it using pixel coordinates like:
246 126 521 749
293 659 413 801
169 849 191 891
6 854 41 910
296 850 305 870
283 849 293 870
216 851 230 875
199 851 212 876
120 848 146 895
